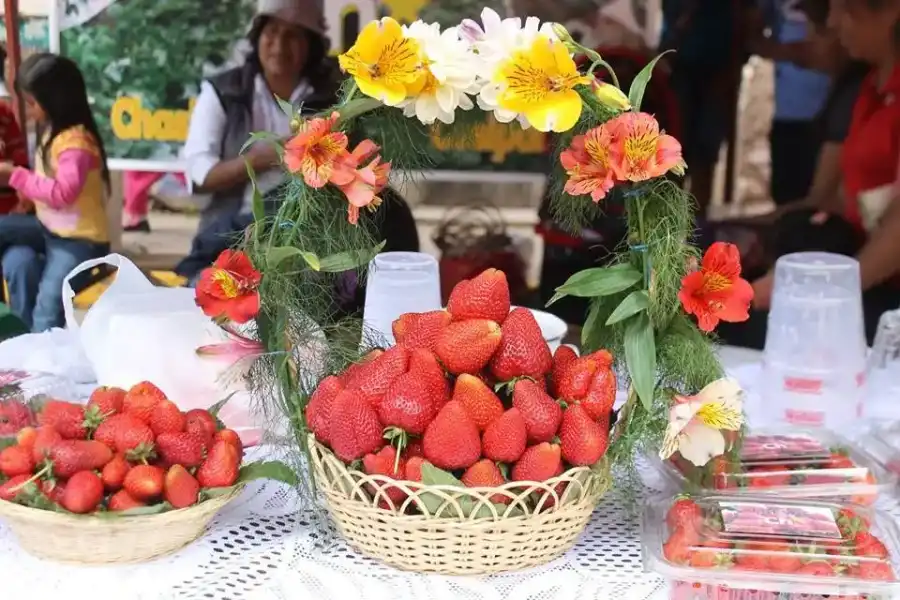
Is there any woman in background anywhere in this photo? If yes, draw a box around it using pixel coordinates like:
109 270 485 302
0 53 110 331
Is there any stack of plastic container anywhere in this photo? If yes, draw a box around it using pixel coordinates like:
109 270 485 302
0 369 75 445
644 427 900 599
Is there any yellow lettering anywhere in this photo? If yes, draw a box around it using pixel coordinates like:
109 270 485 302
109 96 193 142
429 115 546 163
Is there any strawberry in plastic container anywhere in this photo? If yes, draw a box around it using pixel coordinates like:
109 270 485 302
0 370 36 445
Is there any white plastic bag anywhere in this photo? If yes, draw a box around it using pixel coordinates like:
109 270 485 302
62 254 257 436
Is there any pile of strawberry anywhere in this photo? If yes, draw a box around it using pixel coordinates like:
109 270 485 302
0 382 243 515
306 268 616 511
663 497 896 581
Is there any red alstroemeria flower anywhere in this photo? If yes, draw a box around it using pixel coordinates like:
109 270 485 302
195 250 262 324
337 139 391 225
560 125 617 203
678 242 754 332
283 111 351 188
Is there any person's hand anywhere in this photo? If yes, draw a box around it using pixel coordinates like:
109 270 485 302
246 143 280 172
751 272 775 310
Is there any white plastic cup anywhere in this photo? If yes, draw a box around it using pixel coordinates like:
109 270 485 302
761 252 866 430
362 252 442 346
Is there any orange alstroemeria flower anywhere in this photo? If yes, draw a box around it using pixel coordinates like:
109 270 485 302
283 112 351 188
195 250 262 324
678 242 754 333
560 125 617 203
337 139 392 225
606 112 686 182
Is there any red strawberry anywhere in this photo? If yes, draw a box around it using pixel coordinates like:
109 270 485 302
859 561 895 581
378 372 435 436
581 363 616 420
197 440 241 487
511 379 562 444
87 386 126 416
40 479 65 505
0 445 33 477
338 349 383 387
408 348 450 407
60 470 104 513
16 427 36 449
663 527 696 564
434 319 502 375
768 544 802 573
557 351 613 400
689 544 733 568
164 464 201 509
405 456 424 482
550 345 578 396
405 439 424 458
123 381 167 423
559 404 608 466
306 375 343 445
0 400 31 433
796 561 835 576
512 442 562 482
446 268 511 324
747 465 792 488
422 401 481 470
156 432 207 468
329 389 384 462
185 409 218 445
0 474 29 501
362 446 407 509
37 400 87 439
462 459 508 503
30 426 62 463
346 345 410 408
482 407 528 463
489 308 552 382
149 399 186 436
450 374 504 432
837 507 870 537
392 310 453 351
854 532 889 558
733 544 770 571
215 429 244 458
666 497 703 532
101 453 131 491
46 440 114 478
123 464 165 501
94 414 154 454
108 489 146 511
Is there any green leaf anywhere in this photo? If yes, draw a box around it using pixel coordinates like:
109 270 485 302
207 392 236 418
548 264 641 306
239 131 282 155
606 290 650 325
582 298 603 349
0 437 16 451
265 247 322 271
274 96 296 119
245 162 265 223
628 50 673 111
202 486 239 500
624 312 657 411
318 240 386 272
418 463 523 519
237 461 298 487
97 503 171 518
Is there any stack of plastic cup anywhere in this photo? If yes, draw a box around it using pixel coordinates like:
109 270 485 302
362 252 442 346
761 252 866 431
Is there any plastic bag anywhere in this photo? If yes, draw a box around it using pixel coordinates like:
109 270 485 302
62 254 257 437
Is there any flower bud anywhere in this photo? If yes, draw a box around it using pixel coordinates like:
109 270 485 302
550 23 575 44
290 116 303 132
592 80 631 112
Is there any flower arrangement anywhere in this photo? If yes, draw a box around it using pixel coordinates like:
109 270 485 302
192 8 755 503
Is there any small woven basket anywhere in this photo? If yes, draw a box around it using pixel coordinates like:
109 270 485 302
309 435 610 575
0 487 242 564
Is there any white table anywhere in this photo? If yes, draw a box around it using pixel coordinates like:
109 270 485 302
0 346 765 600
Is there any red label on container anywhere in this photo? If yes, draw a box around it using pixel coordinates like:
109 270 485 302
784 409 825 426
783 377 823 394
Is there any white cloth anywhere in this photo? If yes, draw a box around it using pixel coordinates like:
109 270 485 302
182 74 312 211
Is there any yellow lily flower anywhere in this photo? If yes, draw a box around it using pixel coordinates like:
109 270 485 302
338 18 423 106
494 36 590 132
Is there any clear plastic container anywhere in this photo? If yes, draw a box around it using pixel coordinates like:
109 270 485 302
0 370 75 444
658 428 894 505
864 423 900 478
643 494 900 599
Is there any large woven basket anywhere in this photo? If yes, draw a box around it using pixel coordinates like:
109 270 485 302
309 435 610 575
0 486 242 564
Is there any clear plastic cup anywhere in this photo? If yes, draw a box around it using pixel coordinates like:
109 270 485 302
362 252 442 346
761 252 866 430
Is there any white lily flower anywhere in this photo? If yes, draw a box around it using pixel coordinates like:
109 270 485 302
659 377 745 467
400 22 481 125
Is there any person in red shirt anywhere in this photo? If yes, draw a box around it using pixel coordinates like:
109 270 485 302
749 0 900 344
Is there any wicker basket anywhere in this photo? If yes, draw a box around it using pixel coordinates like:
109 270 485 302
0 486 242 564
309 435 610 575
